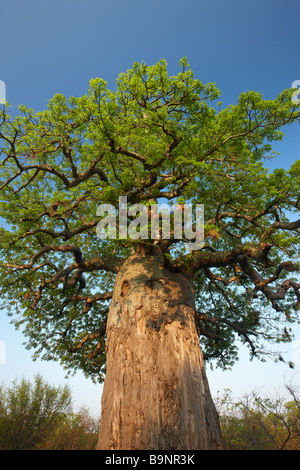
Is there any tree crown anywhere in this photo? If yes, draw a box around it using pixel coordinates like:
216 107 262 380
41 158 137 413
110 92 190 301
0 58 299 381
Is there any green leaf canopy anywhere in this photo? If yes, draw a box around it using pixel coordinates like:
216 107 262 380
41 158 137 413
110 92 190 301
0 59 299 381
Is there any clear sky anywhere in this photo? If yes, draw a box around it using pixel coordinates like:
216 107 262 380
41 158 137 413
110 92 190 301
0 0 300 417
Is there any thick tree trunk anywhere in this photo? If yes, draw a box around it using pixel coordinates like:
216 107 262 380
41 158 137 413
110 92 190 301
97 246 225 450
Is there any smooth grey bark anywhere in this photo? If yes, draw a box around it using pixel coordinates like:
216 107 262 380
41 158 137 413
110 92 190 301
97 246 225 450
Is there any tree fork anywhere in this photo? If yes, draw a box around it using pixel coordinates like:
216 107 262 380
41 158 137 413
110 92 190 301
97 245 225 450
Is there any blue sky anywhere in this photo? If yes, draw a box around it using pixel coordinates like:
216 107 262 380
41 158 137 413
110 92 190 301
0 0 300 416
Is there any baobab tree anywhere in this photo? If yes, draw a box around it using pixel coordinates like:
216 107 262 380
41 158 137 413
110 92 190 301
0 59 299 449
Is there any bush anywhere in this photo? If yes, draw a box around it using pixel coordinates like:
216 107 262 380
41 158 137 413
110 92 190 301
216 385 300 450
0 374 99 450
38 407 99 450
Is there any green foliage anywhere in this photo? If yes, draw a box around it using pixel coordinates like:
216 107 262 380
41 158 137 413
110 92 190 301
0 374 72 449
37 406 99 450
0 58 299 380
216 386 300 450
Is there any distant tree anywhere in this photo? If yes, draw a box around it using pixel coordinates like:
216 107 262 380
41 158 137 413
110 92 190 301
0 58 299 449
0 375 72 450
216 385 300 450
38 407 99 450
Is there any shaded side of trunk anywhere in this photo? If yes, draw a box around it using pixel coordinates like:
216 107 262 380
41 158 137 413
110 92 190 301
97 247 225 450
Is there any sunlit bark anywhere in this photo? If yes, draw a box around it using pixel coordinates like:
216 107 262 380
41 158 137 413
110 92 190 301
97 246 225 450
